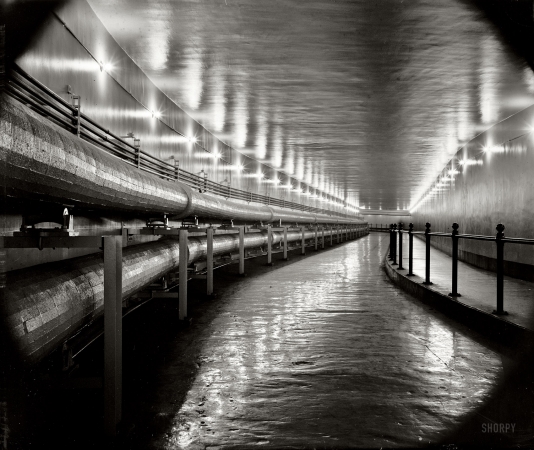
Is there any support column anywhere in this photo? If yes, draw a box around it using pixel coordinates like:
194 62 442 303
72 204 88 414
330 227 333 246
267 225 273 266
239 226 246 275
179 229 189 319
103 235 122 437
314 225 318 251
337 226 340 244
322 227 325 249
283 226 289 260
301 225 306 255
207 227 214 296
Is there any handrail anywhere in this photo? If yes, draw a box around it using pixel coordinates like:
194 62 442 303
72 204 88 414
6 63 355 220
386 221 534 317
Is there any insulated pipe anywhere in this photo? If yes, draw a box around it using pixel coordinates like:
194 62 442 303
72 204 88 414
1 96 361 225
3 228 357 366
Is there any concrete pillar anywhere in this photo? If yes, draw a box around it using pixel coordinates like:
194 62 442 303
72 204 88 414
239 226 245 275
207 227 214 295
267 226 273 266
283 226 289 261
179 229 188 320
103 235 122 437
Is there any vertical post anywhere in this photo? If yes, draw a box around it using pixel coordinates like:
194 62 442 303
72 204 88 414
330 227 333 246
179 229 188 320
72 95 81 138
407 223 414 276
391 224 398 265
322 227 325 249
493 224 507 315
314 225 318 251
239 226 245 275
134 139 141 169
301 225 306 255
449 223 461 297
267 225 273 266
207 227 214 296
397 223 404 270
389 223 393 260
337 226 340 244
423 222 432 285
104 235 122 437
283 226 289 261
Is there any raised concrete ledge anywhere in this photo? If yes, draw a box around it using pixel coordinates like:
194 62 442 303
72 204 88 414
382 247 534 350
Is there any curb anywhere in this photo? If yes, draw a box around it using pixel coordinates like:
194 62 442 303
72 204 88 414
382 246 534 349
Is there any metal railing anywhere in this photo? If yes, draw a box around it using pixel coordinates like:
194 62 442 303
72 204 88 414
5 63 352 219
387 222 534 316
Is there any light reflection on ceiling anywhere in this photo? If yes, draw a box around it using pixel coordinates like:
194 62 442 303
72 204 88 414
88 0 534 211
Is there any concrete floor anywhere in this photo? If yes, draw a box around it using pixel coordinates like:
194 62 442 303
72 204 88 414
10 234 515 449
124 234 504 449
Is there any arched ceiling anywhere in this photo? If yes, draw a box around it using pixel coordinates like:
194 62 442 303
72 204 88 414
87 0 534 212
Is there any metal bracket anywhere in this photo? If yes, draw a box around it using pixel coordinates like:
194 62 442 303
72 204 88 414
14 207 79 237
146 214 170 229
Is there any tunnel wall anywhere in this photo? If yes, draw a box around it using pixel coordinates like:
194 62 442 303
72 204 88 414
412 104 534 281
10 0 352 214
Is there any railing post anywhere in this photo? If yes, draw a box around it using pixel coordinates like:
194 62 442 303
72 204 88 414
103 235 122 437
423 222 432 285
301 225 306 255
314 225 318 251
179 229 188 319
407 223 414 276
391 224 398 265
397 222 404 270
448 223 461 297
206 227 214 295
134 138 141 169
72 95 81 137
322 226 325 249
389 224 393 259
493 223 508 315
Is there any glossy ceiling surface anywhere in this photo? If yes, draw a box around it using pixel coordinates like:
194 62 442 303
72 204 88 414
88 0 534 211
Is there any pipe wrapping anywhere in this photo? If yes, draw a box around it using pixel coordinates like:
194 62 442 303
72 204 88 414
0 95 362 224
2 228 365 365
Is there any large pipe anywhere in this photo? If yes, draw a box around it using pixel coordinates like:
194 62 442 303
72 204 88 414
3 227 367 366
1 95 361 225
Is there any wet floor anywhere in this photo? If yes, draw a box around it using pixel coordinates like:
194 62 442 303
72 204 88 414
129 233 504 449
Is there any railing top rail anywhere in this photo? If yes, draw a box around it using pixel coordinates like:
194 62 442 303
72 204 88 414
502 237 534 245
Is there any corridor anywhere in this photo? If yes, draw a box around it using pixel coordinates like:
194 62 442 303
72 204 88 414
123 234 503 449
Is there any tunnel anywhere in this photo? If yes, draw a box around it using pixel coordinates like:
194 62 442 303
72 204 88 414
1 0 534 448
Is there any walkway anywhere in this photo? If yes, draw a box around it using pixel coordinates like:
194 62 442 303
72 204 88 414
125 234 504 449
401 235 534 330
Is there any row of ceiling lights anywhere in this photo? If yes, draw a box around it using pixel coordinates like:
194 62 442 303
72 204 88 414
55 13 361 215
92 59 357 211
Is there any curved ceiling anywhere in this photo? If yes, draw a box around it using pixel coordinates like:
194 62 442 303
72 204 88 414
87 0 534 211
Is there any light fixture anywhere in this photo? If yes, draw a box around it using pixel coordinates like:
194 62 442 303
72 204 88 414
189 136 198 144
213 150 221 159
100 61 113 72
152 110 161 119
